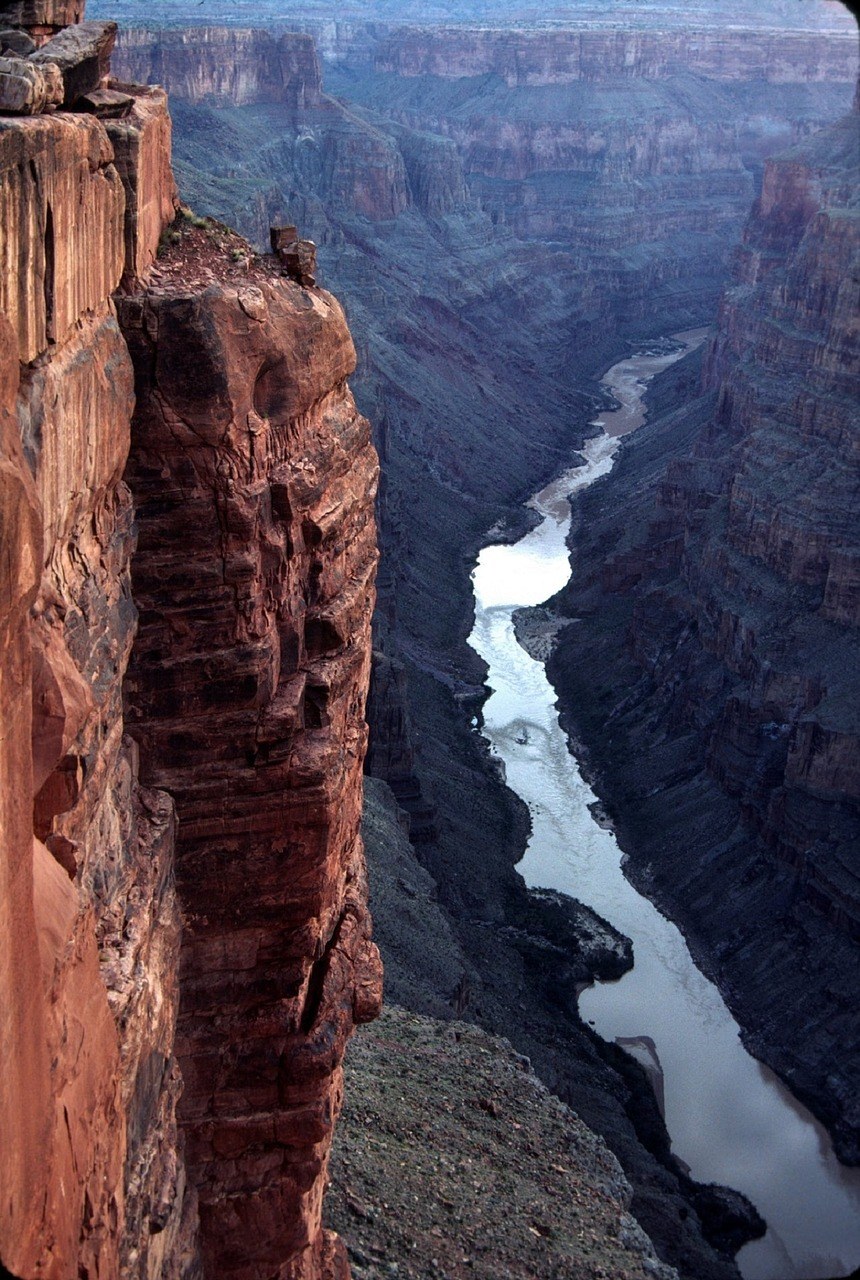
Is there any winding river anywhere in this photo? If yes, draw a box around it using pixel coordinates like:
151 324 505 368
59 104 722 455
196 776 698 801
467 331 860 1280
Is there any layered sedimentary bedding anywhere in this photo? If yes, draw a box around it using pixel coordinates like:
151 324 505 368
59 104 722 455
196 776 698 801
0 27 190 1274
3 3 859 1277
119 217 382 1280
547 95 860 1162
0 5 381 1277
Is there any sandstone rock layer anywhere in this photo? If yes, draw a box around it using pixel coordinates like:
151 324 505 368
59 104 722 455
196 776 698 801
1 22 381 1274
0 71 188 1277
118 226 382 1280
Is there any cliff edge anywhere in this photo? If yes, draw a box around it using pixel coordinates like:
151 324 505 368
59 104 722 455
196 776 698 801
0 2 380 1276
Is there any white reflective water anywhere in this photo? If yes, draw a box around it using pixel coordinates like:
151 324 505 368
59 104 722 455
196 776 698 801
467 334 860 1280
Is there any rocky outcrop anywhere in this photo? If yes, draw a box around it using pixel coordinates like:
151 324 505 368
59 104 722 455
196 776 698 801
547 100 860 1161
31 18 117 105
117 216 382 1280
327 1005 680 1280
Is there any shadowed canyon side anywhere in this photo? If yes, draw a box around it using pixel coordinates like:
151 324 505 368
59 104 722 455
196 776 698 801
0 3 380 1277
547 90 860 1164
104 13 857 830
118 228 382 1280
106 7 857 901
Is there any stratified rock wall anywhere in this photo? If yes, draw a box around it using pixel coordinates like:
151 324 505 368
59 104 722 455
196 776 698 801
0 29 189 1277
548 98 860 1161
116 27 324 108
365 24 859 85
1 7 379 1278
118 231 382 1280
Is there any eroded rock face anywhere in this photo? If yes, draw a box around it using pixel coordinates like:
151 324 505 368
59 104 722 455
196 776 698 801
118 231 382 1280
103 83 178 287
0 111 125 362
2 6 380 1274
0 51 62 111
365 24 860 85
0 33 191 1277
116 27 325 109
31 17 117 105
0 0 84 42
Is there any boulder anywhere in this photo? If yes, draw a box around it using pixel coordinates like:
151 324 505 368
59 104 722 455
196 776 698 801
31 17 115 106
0 26 36 56
0 52 61 113
77 85 132 116
271 223 317 287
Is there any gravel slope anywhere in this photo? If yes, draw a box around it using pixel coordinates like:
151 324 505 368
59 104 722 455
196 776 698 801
326 1005 678 1280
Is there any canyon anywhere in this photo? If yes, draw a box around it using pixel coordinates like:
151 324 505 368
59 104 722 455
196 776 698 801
103 3 858 1275
1 1 858 1278
545 86 860 1167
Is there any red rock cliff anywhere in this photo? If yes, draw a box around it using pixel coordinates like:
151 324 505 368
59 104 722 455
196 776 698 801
0 39 190 1279
117 220 382 1280
0 5 381 1277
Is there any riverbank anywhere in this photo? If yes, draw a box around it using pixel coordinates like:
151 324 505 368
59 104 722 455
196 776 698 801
361 759 756 1280
480 339 860 1279
360 344 760 1280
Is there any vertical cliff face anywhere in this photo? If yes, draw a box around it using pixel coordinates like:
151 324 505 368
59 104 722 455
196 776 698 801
117 223 382 1279
547 96 860 1161
0 42 191 1277
0 6 380 1278
105 8 859 1219
115 28 324 109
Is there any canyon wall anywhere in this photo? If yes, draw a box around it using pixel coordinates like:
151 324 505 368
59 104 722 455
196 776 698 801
0 6 380 1277
114 28 323 108
118 222 382 1280
108 18 855 834
547 96 860 1162
3 7 855 1277
0 43 190 1277
340 23 860 84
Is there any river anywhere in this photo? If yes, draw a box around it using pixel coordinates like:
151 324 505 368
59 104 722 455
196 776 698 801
467 331 860 1280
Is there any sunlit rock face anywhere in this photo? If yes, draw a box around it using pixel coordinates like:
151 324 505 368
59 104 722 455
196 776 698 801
0 46 189 1278
548 94 860 1164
